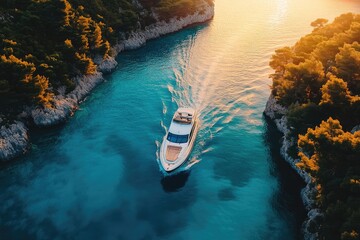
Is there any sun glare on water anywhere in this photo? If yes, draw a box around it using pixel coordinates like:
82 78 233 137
157 0 360 172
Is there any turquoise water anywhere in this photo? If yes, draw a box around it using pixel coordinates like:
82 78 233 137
1 0 360 239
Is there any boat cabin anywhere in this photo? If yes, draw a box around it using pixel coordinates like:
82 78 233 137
173 110 193 124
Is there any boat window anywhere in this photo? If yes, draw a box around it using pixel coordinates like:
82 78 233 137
167 132 189 143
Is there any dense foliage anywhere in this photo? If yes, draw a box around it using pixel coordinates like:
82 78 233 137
0 0 212 114
269 13 360 239
298 118 360 240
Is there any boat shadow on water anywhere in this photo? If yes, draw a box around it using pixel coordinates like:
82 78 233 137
160 170 191 192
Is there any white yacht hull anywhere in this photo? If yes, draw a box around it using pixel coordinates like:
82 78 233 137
159 121 198 172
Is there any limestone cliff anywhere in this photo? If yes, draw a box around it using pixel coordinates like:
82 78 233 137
264 94 321 240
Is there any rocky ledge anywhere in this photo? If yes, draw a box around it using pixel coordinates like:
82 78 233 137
264 94 320 240
123 2 214 49
0 119 28 161
0 2 215 161
31 72 103 126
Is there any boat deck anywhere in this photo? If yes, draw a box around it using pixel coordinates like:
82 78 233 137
166 146 182 161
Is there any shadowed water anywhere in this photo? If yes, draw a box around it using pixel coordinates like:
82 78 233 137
1 0 359 239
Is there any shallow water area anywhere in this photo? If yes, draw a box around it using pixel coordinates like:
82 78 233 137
1 0 360 239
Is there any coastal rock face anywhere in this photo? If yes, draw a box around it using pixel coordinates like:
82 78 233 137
123 2 215 49
32 72 104 127
264 94 311 181
303 209 322 240
264 94 320 240
95 55 119 73
31 98 77 127
68 72 104 101
0 120 28 161
351 124 360 133
264 94 287 120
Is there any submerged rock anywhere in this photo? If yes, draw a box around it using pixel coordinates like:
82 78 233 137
0 121 29 161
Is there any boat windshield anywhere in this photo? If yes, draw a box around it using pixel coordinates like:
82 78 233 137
167 132 189 143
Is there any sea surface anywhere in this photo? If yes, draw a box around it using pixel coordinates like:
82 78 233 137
1 0 359 239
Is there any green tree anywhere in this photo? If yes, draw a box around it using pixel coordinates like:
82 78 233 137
311 18 328 29
320 74 353 106
284 58 325 103
0 0 213 113
269 46 295 75
335 42 360 94
294 34 327 57
297 118 360 239
269 13 360 240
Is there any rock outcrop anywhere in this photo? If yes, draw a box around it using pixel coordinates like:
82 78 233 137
0 119 29 160
95 55 120 73
123 3 214 49
351 124 360 133
264 94 321 240
31 72 104 127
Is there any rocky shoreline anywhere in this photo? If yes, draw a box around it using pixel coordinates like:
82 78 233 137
123 3 214 50
264 94 320 240
0 119 28 160
0 2 214 161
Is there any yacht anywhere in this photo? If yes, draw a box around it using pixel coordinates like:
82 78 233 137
160 107 198 172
